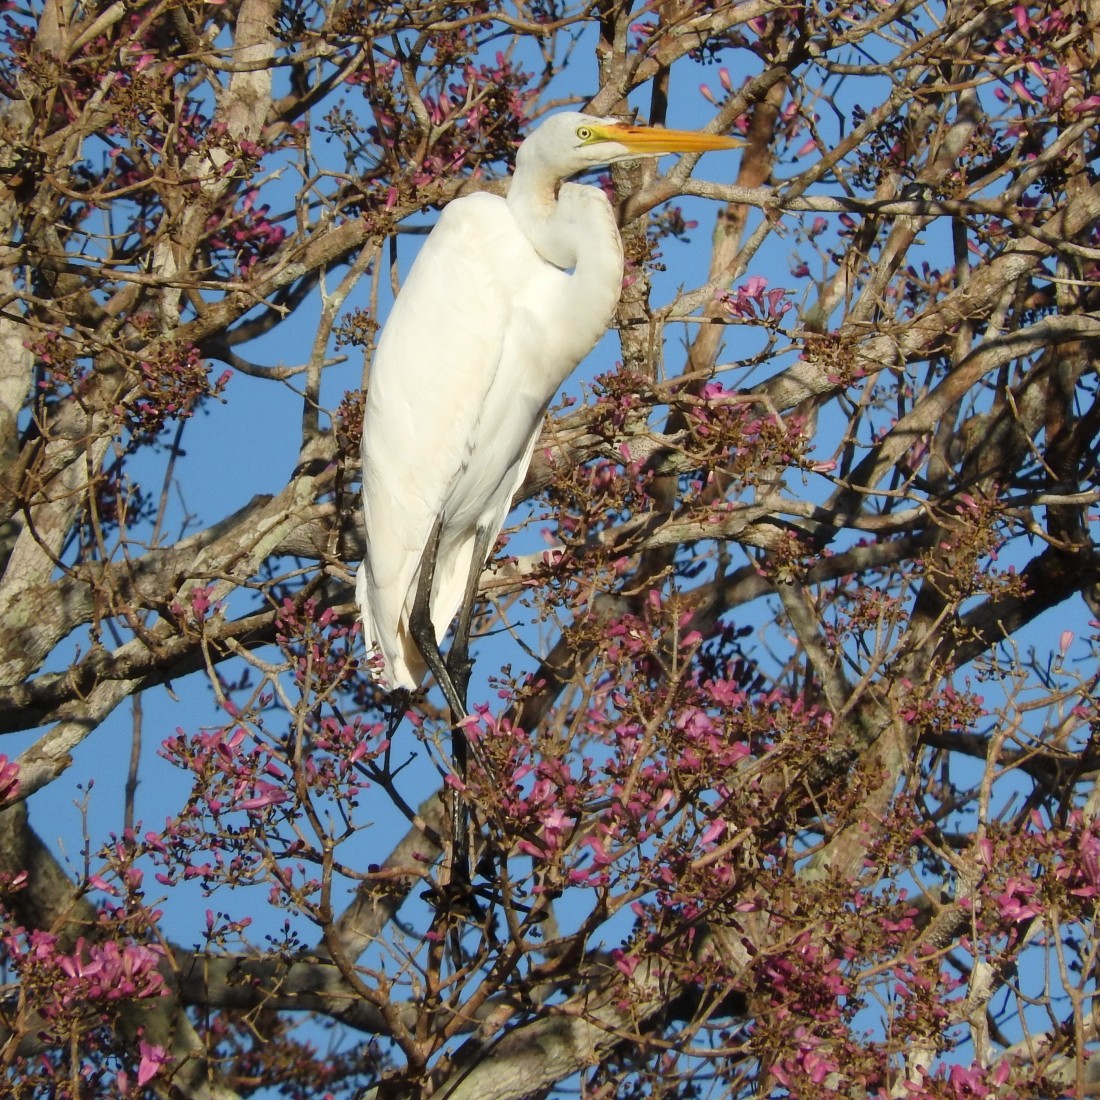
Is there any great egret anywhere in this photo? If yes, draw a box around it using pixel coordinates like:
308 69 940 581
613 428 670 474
357 111 741 880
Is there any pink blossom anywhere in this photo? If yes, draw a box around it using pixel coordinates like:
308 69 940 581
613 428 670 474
236 782 289 811
612 948 639 978
720 276 792 322
994 876 1041 923
1010 78 1037 104
0 755 19 804
137 1041 170 1086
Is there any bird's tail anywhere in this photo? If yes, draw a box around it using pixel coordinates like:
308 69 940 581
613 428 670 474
355 562 424 692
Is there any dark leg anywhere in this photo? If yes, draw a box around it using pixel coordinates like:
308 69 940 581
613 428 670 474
440 527 496 887
409 521 496 895
409 517 468 723
408 517 484 893
446 525 494 727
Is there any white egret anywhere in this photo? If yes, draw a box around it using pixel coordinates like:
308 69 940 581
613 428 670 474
356 111 742 881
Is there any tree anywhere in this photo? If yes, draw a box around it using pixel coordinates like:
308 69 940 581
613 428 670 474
1 0 1098 1095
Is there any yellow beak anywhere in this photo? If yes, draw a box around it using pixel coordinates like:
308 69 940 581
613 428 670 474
595 122 745 154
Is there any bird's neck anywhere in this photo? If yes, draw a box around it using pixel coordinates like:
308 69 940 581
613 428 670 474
507 164 577 269
507 164 625 365
512 160 623 271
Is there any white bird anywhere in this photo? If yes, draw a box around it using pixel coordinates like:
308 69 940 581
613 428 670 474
358 112 741 704
356 112 741 879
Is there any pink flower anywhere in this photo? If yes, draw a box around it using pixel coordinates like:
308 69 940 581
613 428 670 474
137 1041 170 1086
994 876 1040 923
0 756 19 804
1010 78 1037 104
236 782 289 811
720 276 792 321
612 948 639 978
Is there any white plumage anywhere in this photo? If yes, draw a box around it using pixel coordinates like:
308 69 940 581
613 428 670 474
357 112 741 700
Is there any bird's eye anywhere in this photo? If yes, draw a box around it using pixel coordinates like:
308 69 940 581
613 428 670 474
576 126 593 142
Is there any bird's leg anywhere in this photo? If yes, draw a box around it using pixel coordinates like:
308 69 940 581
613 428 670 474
409 517 468 721
445 524 494 721
445 524 499 890
408 515 472 892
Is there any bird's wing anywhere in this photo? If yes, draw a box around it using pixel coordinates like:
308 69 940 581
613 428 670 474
359 193 537 689
424 184 626 637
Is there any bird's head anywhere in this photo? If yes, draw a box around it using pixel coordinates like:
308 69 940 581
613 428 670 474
515 111 745 180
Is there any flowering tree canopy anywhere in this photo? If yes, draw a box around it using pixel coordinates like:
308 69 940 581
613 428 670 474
1 0 1099 1096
